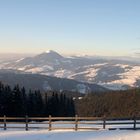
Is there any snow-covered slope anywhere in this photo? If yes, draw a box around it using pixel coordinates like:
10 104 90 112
0 130 140 140
1 50 140 90
0 70 107 93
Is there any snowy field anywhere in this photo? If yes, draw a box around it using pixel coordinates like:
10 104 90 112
0 129 140 140
0 121 140 140
0 120 140 130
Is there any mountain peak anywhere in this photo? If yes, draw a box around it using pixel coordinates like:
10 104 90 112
36 50 63 60
45 50 57 54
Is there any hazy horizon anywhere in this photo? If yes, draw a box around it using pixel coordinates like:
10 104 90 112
0 0 140 56
0 50 140 60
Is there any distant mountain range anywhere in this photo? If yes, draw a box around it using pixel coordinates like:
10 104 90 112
0 69 107 94
0 50 140 90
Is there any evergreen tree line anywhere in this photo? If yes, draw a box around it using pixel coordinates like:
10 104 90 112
0 82 75 117
76 89 140 118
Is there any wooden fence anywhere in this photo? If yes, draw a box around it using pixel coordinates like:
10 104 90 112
0 115 140 131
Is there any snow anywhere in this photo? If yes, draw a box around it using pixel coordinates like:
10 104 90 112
0 120 137 130
15 58 25 63
94 63 108 67
116 66 140 86
54 69 73 78
69 68 99 80
86 68 99 79
73 64 140 90
78 97 83 100
45 50 55 54
69 71 88 78
2 52 140 91
18 65 54 73
18 65 34 71
26 67 43 73
100 66 140 90
114 64 130 69
0 120 140 140
0 130 140 140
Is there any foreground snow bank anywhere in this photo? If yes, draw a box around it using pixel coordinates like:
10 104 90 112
0 130 140 140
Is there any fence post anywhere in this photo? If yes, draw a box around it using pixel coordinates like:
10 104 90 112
4 115 7 130
133 116 136 130
75 115 78 131
25 115 28 131
103 116 106 129
49 115 52 131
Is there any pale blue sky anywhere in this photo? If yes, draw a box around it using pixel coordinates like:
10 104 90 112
0 0 140 56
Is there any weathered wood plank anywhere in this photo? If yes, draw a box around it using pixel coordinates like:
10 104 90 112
0 115 139 131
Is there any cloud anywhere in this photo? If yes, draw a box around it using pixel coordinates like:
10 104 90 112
128 48 140 57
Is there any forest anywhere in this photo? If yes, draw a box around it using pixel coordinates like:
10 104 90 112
76 89 140 118
1 81 140 118
0 82 75 117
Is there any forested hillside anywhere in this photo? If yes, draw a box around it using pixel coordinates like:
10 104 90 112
75 89 140 118
1 81 140 118
0 82 75 117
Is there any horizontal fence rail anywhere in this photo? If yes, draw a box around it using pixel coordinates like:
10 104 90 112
0 115 140 131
